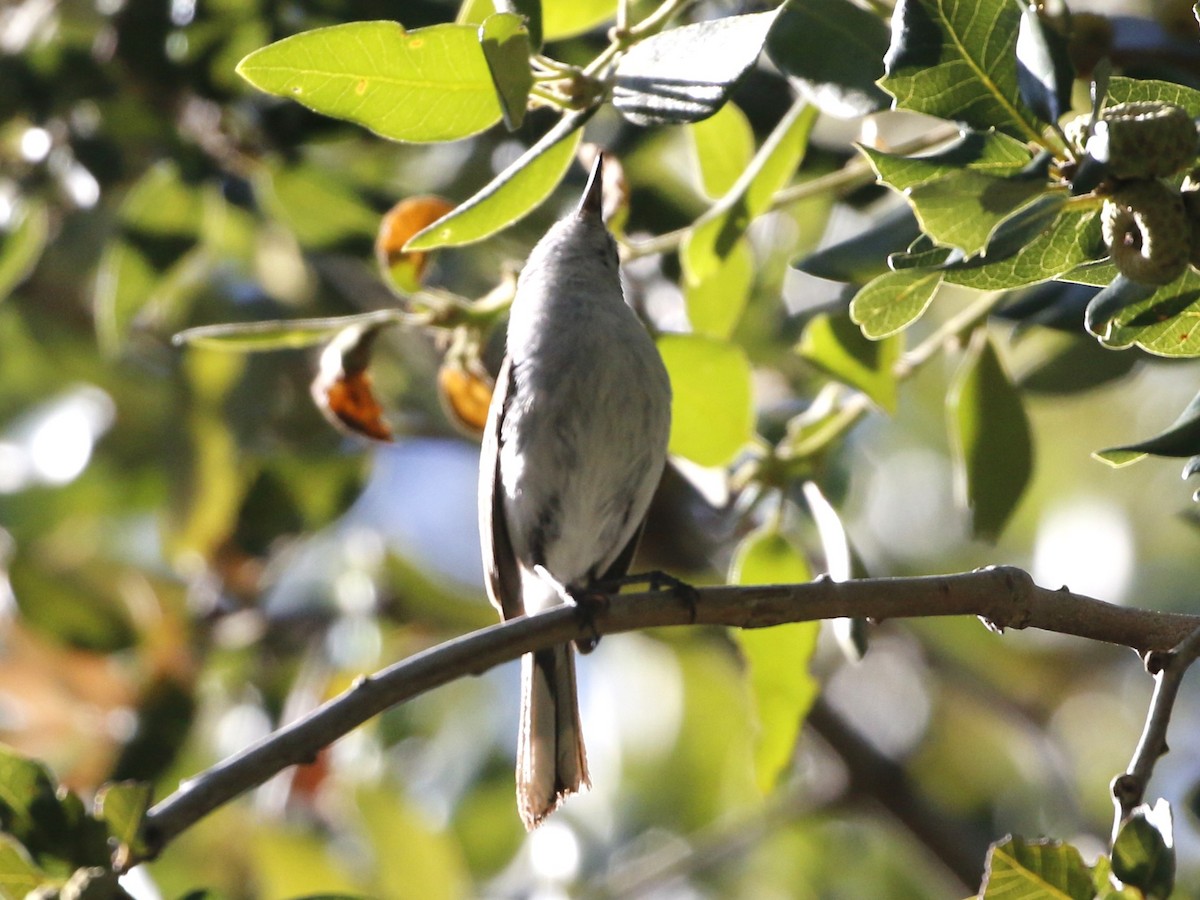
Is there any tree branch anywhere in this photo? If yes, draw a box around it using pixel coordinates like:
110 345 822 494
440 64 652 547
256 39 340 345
139 566 1200 862
1110 623 1200 837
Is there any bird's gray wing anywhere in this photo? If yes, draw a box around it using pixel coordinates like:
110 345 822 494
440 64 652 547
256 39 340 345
479 355 524 621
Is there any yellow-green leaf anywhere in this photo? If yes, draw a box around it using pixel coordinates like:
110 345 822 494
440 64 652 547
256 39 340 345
797 312 900 413
688 101 755 199
658 333 754 467
849 268 943 339
236 22 503 143
685 235 753 339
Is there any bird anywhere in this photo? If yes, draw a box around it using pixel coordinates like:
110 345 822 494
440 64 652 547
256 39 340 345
478 153 673 829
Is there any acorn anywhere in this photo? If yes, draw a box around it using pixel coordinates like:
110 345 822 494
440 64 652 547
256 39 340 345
1180 171 1200 270
1101 180 1191 285
1087 101 1198 180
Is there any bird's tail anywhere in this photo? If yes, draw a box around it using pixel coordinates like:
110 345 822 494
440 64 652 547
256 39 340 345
517 644 590 829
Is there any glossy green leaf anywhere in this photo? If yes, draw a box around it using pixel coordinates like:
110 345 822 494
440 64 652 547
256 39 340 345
849 268 943 339
796 205 922 284
1112 800 1175 899
1096 387 1200 465
1091 268 1200 357
236 22 502 143
880 0 1042 142
730 527 819 793
683 101 817 285
860 131 1033 193
1105 76 1200 117
1015 5 1073 124
258 162 378 249
903 170 1051 256
96 782 152 860
404 111 587 250
1084 275 1157 341
174 310 404 351
0 834 44 899
979 835 1095 899
613 10 780 125
766 0 889 117
944 205 1103 291
684 235 753 339
658 333 754 467
0 198 48 304
948 331 1033 539
688 101 755 200
798 312 900 412
541 0 614 40
480 13 533 130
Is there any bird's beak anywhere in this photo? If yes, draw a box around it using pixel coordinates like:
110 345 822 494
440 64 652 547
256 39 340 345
579 153 604 217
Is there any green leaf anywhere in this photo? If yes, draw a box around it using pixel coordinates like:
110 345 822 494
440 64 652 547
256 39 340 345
1096 387 1200 462
173 310 405 351
1084 275 1157 342
880 0 1042 143
684 236 753 340
0 747 59 840
95 782 152 861
1111 800 1174 900
797 312 900 412
1091 268 1200 357
0 833 45 900
860 131 1033 192
236 22 502 143
1015 4 1073 124
903 170 1053 256
849 268 943 339
979 835 1096 899
258 162 378 249
497 0 543 49
541 0 615 40
948 330 1033 540
683 101 817 285
480 13 533 130
688 101 755 200
404 110 587 250
944 205 1104 291
1105 76 1200 117
0 198 49 304
766 0 889 117
730 527 819 793
795 206 922 284
658 333 754 467
613 10 780 125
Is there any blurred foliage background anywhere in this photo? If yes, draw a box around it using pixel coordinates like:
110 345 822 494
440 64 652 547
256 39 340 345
5 0 1200 897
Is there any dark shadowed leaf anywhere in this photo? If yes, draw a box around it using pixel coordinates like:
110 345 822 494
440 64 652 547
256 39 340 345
1084 275 1158 341
880 0 1042 142
947 330 1033 539
613 10 780 125
1015 5 1074 125
766 0 889 117
903 170 1052 256
1112 801 1175 900
237 22 502 142
796 205 922 284
480 13 533 130
1096 388 1200 465
849 267 943 339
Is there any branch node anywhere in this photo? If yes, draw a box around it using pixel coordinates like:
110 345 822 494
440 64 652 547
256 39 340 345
1112 772 1143 808
1144 650 1172 675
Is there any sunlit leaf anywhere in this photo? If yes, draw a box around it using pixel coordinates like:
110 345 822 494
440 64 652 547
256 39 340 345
683 101 817 285
902 170 1051 256
684 236 753 340
0 198 49 304
797 312 900 412
730 526 819 793
849 267 943 339
658 333 753 467
1105 76 1200 117
979 835 1095 899
236 22 503 142
881 0 1042 141
174 310 405 351
688 101 755 200
542 0 615 40
0 834 44 899
404 111 588 250
1088 269 1200 357
766 0 889 117
357 788 472 900
95 781 152 865
376 196 456 294
258 162 378 249
1112 800 1175 900
947 330 1033 539
859 131 1033 193
613 10 780 125
480 13 533 130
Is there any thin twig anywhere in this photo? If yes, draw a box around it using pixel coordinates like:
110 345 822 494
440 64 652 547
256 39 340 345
1111 623 1200 837
139 566 1200 863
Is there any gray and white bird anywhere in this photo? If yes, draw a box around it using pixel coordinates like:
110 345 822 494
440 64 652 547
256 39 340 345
479 154 673 829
